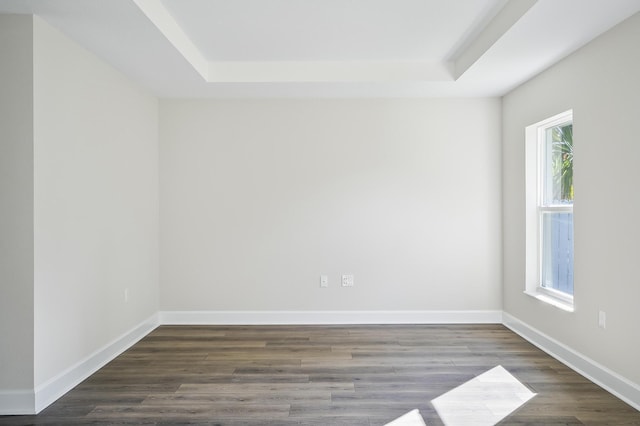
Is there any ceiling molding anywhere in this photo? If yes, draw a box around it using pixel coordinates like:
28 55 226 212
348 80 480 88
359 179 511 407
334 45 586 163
208 61 454 83
133 0 208 80
453 0 538 79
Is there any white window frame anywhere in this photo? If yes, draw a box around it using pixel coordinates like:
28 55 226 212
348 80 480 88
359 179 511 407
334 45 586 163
525 110 574 312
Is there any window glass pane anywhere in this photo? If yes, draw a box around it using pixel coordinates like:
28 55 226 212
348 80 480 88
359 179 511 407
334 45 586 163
543 123 573 205
541 211 574 295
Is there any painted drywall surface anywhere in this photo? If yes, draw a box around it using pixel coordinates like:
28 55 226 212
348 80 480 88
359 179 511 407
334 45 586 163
160 98 501 311
0 14 35 395
32 17 159 387
502 13 640 384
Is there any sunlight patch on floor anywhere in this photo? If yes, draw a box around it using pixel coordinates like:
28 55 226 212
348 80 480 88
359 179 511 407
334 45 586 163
431 365 536 425
385 408 427 426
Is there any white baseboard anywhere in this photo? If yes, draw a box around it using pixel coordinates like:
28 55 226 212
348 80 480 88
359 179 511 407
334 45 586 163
32 313 160 414
159 310 503 325
6 310 638 416
0 390 35 415
502 312 640 411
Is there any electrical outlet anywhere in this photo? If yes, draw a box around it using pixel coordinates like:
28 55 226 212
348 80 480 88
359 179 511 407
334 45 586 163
341 274 354 287
320 275 328 288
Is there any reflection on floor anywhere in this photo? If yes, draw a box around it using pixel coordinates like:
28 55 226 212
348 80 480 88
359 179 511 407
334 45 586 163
431 365 536 425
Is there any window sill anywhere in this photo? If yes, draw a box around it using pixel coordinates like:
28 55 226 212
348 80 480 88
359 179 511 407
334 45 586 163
524 290 574 312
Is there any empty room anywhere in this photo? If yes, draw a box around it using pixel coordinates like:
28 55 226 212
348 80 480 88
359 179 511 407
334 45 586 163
1 0 639 424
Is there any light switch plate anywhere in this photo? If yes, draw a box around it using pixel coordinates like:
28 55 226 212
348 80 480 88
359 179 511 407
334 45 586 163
320 275 328 288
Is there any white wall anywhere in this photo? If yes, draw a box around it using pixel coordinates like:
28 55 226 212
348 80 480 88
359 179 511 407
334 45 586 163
0 15 35 410
160 99 502 313
32 17 159 389
503 13 640 385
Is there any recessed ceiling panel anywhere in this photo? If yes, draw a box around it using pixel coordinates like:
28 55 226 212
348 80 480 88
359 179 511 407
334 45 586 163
3 0 639 97
160 0 504 61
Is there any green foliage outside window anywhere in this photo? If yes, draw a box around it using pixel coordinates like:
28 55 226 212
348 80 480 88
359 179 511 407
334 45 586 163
551 124 573 202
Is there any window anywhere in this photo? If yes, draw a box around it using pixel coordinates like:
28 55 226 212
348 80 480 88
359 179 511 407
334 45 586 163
525 110 574 311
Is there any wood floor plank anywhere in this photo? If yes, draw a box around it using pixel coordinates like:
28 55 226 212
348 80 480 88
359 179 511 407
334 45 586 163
176 382 355 394
0 324 638 425
87 403 291 419
141 391 332 405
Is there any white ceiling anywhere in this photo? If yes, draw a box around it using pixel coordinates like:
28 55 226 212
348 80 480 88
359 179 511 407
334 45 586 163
2 0 640 98
160 0 503 62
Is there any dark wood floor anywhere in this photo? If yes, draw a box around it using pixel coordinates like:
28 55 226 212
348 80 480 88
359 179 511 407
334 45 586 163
1 324 638 425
